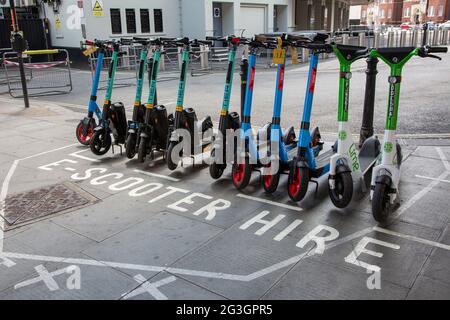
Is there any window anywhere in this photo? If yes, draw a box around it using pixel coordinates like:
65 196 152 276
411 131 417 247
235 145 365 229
110 8 122 34
428 6 434 17
380 9 385 18
388 8 392 18
154 9 163 33
404 7 411 17
362 10 367 18
140 9 150 33
438 5 443 16
126 9 136 33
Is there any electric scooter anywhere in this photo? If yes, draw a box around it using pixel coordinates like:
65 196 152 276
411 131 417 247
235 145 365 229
208 36 244 179
369 45 447 222
76 39 107 145
258 35 301 193
166 38 214 170
90 40 128 156
137 37 173 163
231 36 275 190
124 37 151 159
327 44 381 208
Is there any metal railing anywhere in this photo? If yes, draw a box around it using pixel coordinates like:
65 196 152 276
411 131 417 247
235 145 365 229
2 49 72 98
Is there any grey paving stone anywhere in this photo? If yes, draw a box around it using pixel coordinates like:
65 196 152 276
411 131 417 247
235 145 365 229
122 272 225 300
51 192 165 242
171 224 315 300
421 224 450 285
263 259 408 300
410 146 450 163
82 212 223 278
407 276 450 300
6 220 97 257
309 221 441 289
0 256 137 300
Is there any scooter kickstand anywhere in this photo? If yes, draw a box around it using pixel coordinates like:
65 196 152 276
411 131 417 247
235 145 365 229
311 179 319 196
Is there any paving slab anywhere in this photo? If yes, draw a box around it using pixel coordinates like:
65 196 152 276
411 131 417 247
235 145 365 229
421 224 450 285
82 212 224 278
407 276 450 300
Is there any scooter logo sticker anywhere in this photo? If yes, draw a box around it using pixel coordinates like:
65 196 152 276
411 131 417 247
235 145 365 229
384 142 393 153
249 66 256 90
349 143 360 171
338 130 347 140
309 67 317 93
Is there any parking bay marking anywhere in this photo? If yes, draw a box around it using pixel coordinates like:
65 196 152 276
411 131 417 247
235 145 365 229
236 193 303 212
134 169 180 182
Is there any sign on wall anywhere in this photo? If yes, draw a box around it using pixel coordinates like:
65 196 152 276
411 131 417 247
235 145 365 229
92 0 104 17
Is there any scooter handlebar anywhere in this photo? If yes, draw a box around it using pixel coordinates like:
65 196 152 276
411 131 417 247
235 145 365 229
427 46 448 54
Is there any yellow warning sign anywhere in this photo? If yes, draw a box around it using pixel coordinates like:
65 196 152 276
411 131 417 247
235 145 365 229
92 0 103 17
55 16 61 30
291 47 298 65
272 48 285 65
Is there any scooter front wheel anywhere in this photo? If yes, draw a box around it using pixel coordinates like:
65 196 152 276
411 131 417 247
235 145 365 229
328 169 353 208
90 130 112 155
137 136 148 163
76 121 94 146
372 180 391 223
232 157 252 190
125 133 137 159
209 148 225 179
167 141 181 171
262 162 281 194
288 167 309 202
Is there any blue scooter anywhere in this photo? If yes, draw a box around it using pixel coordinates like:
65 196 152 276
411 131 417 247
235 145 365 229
287 39 335 202
76 39 108 145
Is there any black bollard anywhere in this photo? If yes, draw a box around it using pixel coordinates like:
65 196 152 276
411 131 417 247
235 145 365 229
359 56 379 148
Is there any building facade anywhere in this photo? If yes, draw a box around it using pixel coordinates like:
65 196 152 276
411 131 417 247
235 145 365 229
1 0 355 50
360 0 450 26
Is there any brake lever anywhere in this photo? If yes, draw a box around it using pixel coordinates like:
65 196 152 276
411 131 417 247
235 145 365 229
427 54 442 60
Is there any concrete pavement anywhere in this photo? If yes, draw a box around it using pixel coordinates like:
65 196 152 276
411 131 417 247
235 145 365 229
0 54 449 300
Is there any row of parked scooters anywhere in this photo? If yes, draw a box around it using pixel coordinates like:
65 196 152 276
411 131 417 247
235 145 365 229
75 33 447 223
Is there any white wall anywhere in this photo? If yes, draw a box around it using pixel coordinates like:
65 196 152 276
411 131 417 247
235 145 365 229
44 0 181 48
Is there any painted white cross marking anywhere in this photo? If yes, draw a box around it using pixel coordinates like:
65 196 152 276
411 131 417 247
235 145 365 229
122 274 176 300
15 264 62 291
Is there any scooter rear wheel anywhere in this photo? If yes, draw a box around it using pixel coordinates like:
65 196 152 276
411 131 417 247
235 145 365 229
288 167 309 202
209 148 225 179
76 121 94 146
90 130 112 155
328 168 353 208
232 157 251 190
372 180 391 223
125 133 137 159
137 135 148 163
262 161 281 194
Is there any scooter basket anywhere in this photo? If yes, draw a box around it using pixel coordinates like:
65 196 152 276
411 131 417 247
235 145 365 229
110 102 127 143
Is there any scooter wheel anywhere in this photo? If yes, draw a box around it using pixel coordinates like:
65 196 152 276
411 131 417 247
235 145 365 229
90 130 112 155
125 133 137 159
328 169 353 208
167 141 180 171
262 161 281 194
288 167 309 202
76 121 94 146
372 181 391 223
209 148 225 179
137 136 147 163
232 157 252 190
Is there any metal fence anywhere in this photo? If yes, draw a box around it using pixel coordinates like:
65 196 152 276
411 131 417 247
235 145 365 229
2 49 72 98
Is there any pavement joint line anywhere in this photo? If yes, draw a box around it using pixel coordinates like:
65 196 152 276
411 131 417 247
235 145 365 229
392 147 450 221
373 227 450 251
236 193 303 212
415 175 450 184
1 225 449 286
134 169 181 182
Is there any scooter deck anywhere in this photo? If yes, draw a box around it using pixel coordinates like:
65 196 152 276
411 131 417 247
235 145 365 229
315 148 334 169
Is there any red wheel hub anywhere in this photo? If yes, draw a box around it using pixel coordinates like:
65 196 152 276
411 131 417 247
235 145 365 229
263 164 273 189
289 167 301 196
77 125 93 143
233 164 245 184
